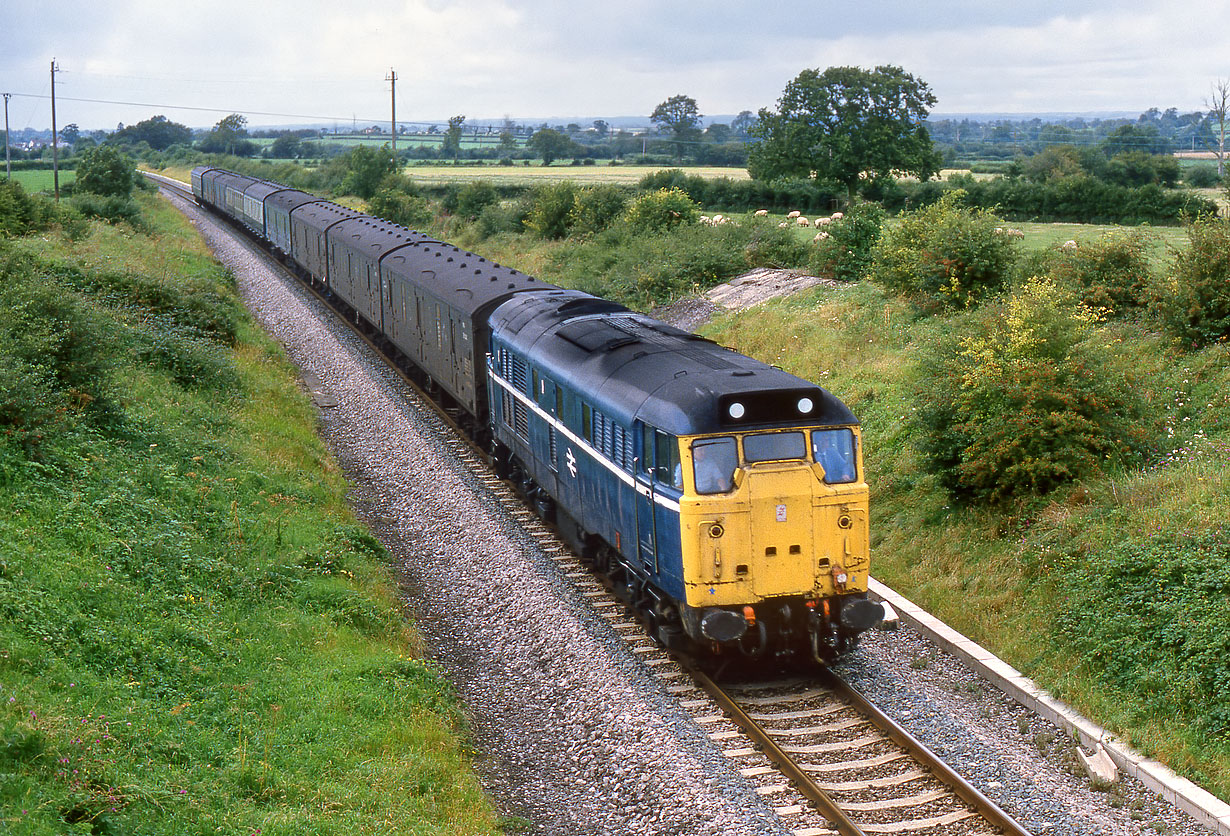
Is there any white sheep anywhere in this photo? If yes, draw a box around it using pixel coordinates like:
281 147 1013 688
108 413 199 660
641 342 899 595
816 217 832 226
778 222 790 228
813 231 830 243
1062 240 1078 251
1006 228 1025 238
795 216 810 227
787 210 801 219
700 216 711 225
754 209 768 217
830 211 844 220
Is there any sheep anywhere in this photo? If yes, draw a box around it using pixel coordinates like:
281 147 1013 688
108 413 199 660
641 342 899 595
778 222 790 228
816 216 832 226
700 216 711 225
754 209 769 217
1062 240 1078 251
796 216 810 227
1006 228 1025 238
787 210 801 219
830 211 844 220
813 231 830 243
994 227 1004 235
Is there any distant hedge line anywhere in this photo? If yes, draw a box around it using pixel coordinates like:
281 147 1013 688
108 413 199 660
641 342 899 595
880 175 1219 225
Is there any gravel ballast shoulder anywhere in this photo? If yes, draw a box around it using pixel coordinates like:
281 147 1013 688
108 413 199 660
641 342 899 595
178 193 1218 836
183 202 789 836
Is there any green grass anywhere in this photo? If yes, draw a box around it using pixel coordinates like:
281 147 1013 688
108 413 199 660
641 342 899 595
7 169 75 192
0 194 499 835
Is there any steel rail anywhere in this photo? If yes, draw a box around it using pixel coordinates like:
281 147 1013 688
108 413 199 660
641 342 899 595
816 667 1033 836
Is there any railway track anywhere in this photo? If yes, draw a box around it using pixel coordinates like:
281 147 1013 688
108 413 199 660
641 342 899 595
156 172 1033 836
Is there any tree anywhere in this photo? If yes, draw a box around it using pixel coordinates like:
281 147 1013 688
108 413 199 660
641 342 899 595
111 115 193 151
199 113 254 156
528 128 574 165
592 119 610 139
1206 78 1229 177
74 145 134 197
442 115 465 161
59 123 80 145
651 95 701 159
704 123 732 143
270 133 302 159
749 65 942 201
731 110 755 138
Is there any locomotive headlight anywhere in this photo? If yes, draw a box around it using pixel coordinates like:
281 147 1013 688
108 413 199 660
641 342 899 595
728 402 745 419
797 397 814 414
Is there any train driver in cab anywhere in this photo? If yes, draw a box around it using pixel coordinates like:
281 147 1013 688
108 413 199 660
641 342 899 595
691 438 737 494
812 429 856 484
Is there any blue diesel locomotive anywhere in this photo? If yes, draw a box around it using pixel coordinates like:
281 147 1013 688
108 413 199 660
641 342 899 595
191 166 883 664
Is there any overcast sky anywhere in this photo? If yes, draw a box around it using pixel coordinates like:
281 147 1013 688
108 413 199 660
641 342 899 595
3 1 1228 132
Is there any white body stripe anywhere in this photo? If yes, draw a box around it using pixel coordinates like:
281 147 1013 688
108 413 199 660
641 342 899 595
488 365 681 513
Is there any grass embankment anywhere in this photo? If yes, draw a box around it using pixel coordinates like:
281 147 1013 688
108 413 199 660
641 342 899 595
698 276 1230 800
0 192 499 834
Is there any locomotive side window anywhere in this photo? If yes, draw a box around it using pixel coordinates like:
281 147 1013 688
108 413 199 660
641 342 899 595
691 437 737 494
811 428 857 483
654 431 683 491
744 431 806 463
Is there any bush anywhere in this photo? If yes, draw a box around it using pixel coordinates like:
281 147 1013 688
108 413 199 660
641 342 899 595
741 221 810 269
368 186 433 230
1156 214 1230 348
1042 231 1153 315
68 192 145 228
870 191 1017 310
0 181 68 237
455 180 499 220
74 145 135 197
524 181 579 239
568 185 628 237
1183 164 1222 189
808 202 885 282
623 188 699 234
914 278 1146 505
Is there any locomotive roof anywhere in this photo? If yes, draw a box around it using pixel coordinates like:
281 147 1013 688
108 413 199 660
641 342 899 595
490 291 856 436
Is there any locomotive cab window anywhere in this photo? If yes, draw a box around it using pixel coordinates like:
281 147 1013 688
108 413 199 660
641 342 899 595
691 437 737 495
811 428 857 484
655 431 682 491
743 431 806 463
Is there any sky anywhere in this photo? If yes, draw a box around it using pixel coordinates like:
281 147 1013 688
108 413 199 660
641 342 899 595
3 0 1229 133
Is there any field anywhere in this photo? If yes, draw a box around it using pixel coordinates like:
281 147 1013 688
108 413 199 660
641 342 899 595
398 162 750 186
7 169 75 191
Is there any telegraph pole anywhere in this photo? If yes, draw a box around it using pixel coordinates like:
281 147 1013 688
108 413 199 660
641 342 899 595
3 93 11 180
386 68 397 159
50 58 60 202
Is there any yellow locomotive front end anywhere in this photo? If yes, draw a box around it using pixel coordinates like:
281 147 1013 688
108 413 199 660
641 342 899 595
675 425 882 664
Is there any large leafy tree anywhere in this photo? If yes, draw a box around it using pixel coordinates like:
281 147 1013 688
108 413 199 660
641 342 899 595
651 94 701 159
74 146 134 197
528 128 575 165
111 115 193 151
749 65 941 200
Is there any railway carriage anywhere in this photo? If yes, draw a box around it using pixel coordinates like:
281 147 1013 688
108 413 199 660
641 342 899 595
191 166 882 666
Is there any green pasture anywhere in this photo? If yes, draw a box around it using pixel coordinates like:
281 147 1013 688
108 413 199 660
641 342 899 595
6 169 75 192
